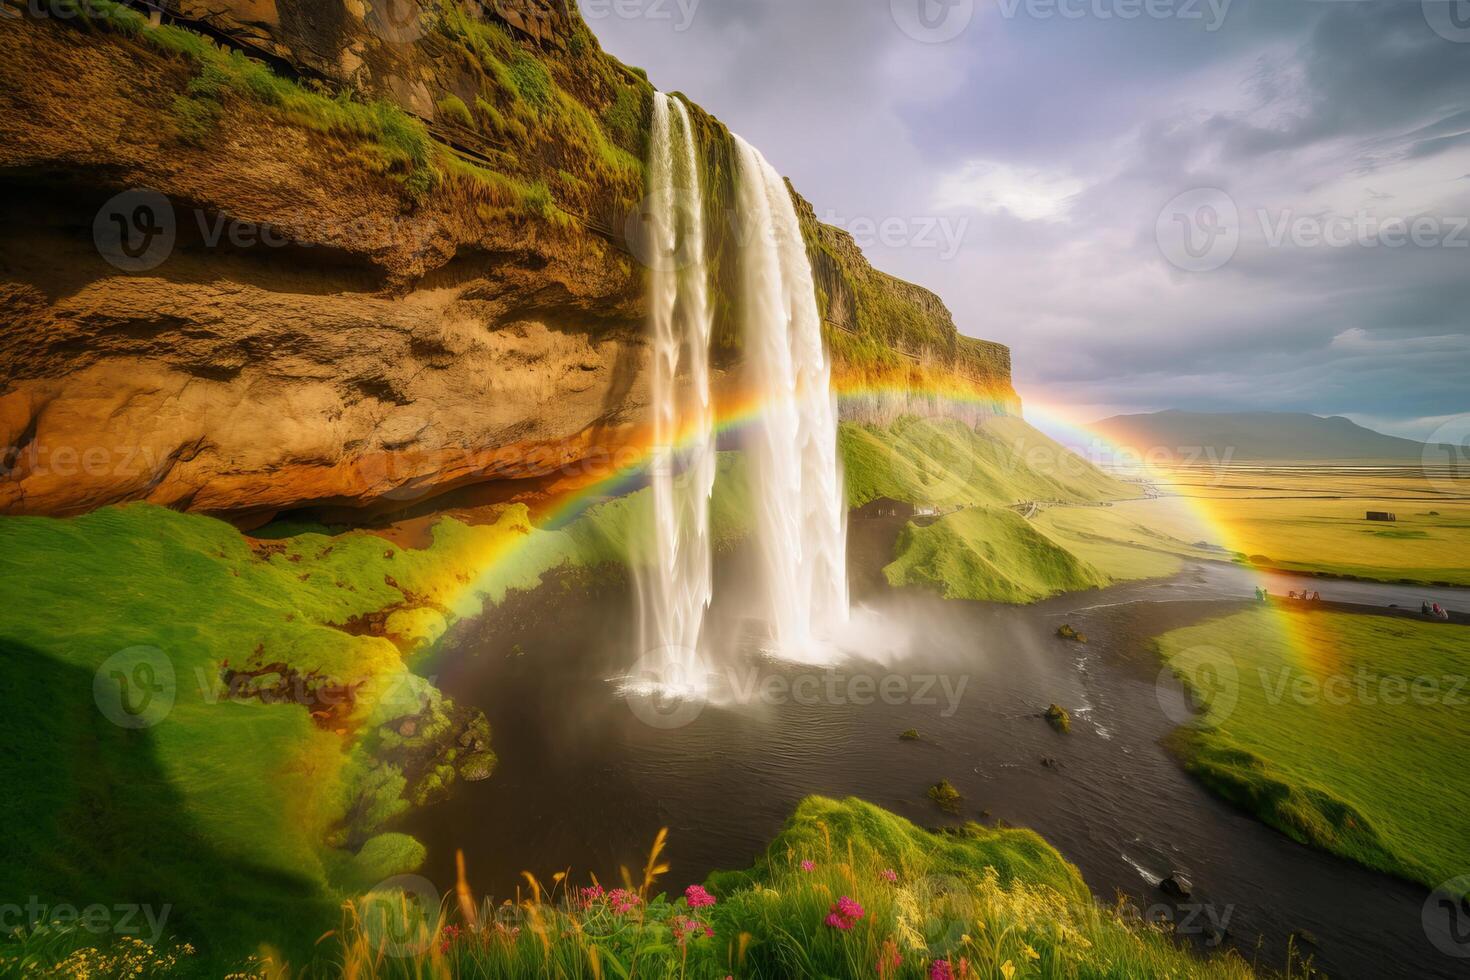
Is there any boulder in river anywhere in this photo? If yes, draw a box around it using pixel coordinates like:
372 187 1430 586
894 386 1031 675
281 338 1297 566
1160 873 1193 899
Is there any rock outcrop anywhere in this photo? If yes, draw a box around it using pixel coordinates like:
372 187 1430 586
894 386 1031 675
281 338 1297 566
0 0 1017 522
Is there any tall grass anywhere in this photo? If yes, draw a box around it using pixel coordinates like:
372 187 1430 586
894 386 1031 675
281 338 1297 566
320 798 1292 979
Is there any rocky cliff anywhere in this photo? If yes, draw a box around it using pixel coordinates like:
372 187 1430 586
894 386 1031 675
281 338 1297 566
0 0 1017 522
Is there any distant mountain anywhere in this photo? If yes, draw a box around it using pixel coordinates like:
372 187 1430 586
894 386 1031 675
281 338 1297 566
1090 411 1429 461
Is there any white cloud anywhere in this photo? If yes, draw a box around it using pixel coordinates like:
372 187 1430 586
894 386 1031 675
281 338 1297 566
931 160 1084 222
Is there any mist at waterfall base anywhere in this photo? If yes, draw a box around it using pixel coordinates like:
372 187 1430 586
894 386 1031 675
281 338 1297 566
621 95 867 713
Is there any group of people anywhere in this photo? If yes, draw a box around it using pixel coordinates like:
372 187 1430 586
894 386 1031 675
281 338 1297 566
1422 600 1451 621
1253 586 1322 603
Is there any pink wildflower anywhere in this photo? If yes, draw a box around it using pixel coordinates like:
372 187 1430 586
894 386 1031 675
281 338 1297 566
825 896 866 930
685 884 717 908
437 924 461 955
577 884 605 909
880 868 899 884
800 860 815 872
608 888 642 915
930 960 953 980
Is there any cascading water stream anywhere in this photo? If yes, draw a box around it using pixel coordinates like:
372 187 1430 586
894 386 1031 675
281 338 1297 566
630 92 717 695
733 136 850 660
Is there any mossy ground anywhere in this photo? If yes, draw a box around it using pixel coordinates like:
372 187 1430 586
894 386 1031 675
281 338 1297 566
1156 608 1470 891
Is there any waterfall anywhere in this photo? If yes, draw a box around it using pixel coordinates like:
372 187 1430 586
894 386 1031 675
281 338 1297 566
631 92 717 694
733 136 850 660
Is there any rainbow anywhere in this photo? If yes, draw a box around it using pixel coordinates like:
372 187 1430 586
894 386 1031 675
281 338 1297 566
421 377 1323 683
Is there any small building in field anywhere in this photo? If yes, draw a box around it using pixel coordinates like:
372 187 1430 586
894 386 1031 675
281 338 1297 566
853 497 916 520
1366 511 1397 522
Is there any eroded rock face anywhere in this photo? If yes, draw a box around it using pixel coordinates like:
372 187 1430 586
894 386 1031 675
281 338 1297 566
0 15 646 521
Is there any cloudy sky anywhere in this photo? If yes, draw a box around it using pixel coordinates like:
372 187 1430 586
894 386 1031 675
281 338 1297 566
583 0 1470 439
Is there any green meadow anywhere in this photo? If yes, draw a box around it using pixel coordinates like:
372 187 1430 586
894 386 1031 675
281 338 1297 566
1157 607 1470 892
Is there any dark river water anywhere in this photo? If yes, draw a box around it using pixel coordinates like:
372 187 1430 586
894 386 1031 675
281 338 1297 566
406 528 1470 980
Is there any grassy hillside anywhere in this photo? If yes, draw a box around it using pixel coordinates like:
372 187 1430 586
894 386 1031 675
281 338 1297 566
841 416 1132 511
845 416 1217 602
1157 608 1470 892
884 508 1110 603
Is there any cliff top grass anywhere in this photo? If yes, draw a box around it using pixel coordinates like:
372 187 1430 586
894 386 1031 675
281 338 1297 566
1157 607 1470 892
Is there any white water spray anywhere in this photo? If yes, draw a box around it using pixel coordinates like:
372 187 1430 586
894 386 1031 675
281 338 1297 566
733 136 850 660
631 93 717 694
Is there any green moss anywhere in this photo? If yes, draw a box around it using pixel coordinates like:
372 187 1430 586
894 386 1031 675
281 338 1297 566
436 94 476 129
927 779 964 813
